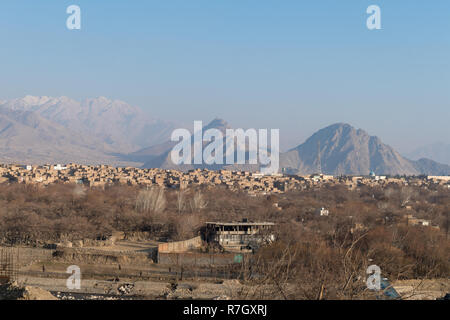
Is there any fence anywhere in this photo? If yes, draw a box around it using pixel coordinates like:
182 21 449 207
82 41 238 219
0 247 19 283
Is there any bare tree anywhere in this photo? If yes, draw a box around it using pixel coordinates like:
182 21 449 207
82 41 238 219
135 187 166 213
400 187 417 207
175 214 202 240
176 190 186 214
190 191 208 212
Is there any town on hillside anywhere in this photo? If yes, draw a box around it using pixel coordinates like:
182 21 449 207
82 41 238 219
0 163 449 194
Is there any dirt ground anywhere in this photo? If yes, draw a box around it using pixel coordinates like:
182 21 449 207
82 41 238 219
392 279 450 300
2 242 448 300
17 275 244 300
0 281 57 300
5 241 243 300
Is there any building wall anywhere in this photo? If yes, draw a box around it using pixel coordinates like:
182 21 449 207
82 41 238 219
158 252 245 266
158 236 202 253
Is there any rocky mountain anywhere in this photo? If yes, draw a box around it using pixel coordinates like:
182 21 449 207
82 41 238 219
0 96 177 165
411 158 450 176
0 106 118 164
139 118 265 172
0 95 176 153
123 119 232 164
136 121 450 175
280 123 450 176
406 142 450 166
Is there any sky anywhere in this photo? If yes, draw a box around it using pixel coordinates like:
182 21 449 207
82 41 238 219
0 0 449 152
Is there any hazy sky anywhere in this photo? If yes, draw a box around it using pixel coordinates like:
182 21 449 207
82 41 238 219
0 1 449 152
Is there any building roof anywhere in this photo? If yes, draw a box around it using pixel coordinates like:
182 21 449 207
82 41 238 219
206 221 275 226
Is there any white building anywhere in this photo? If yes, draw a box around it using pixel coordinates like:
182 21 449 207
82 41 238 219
317 207 329 216
53 164 67 171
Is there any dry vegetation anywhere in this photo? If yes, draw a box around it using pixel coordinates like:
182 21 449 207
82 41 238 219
0 182 448 299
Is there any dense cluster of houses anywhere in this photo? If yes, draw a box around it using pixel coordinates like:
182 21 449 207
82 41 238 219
0 163 449 194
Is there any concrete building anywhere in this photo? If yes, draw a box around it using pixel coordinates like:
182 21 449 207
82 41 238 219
205 219 275 252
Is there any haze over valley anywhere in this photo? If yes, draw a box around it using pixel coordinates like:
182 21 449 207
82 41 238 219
0 95 449 176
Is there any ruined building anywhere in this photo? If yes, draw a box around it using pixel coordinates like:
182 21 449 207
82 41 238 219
205 219 275 252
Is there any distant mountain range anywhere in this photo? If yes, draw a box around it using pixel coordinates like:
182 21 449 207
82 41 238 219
131 118 261 172
406 142 450 166
0 96 177 165
0 95 448 175
132 119 450 176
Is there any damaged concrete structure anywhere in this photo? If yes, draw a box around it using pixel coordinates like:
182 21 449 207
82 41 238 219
156 220 276 266
205 220 275 252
